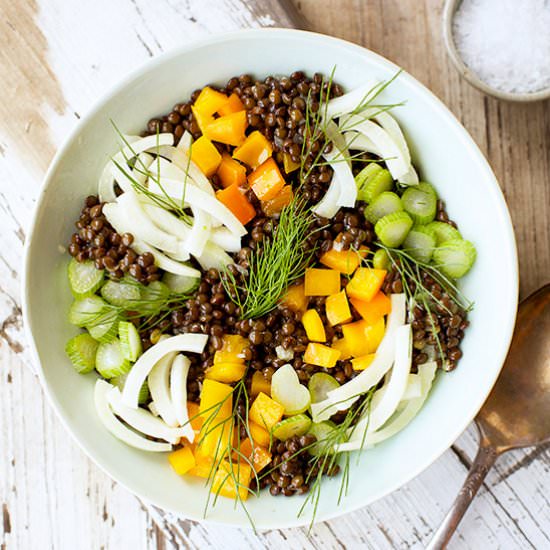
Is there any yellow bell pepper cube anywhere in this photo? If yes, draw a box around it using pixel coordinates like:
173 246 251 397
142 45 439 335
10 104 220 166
332 337 352 360
249 392 285 430
190 135 222 177
191 106 214 135
250 371 271 397
233 130 273 169
187 401 203 437
342 318 386 357
168 446 196 475
239 438 272 473
217 153 247 188
248 420 271 447
188 450 214 478
352 353 376 371
304 268 341 296
319 248 362 275
221 334 249 354
303 342 341 368
280 283 308 312
346 268 387 303
364 317 385 353
282 152 300 174
248 158 286 201
205 362 247 383
350 291 392 325
325 290 353 326
211 461 252 501
205 110 247 146
193 86 229 116
301 309 326 342
218 93 245 116
262 185 294 217
198 379 233 458
214 350 240 364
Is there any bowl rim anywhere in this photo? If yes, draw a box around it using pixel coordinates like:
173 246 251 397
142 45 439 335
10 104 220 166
442 0 550 103
22 27 519 528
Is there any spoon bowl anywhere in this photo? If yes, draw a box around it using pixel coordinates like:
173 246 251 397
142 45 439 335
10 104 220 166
477 284 550 450
429 283 550 549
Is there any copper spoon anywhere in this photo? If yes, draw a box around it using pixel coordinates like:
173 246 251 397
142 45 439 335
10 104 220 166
428 283 550 549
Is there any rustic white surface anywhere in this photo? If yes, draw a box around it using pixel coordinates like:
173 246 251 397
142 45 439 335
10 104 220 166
1 1 549 549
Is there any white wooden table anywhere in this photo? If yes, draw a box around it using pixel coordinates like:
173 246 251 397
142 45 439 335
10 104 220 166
1 1 549 548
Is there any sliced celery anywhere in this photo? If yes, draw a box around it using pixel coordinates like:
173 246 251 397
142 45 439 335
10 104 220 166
375 211 413 247
65 333 98 374
364 192 403 224
401 182 437 224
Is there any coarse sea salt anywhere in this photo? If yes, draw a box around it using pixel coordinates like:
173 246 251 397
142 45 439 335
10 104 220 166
453 0 550 94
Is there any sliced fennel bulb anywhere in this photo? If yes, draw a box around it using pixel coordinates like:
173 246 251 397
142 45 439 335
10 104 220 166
122 334 208 408
107 386 186 444
94 380 172 452
170 354 194 443
148 351 179 427
327 293 407 409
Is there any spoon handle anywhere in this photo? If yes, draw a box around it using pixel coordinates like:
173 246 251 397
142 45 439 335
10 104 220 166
427 438 498 550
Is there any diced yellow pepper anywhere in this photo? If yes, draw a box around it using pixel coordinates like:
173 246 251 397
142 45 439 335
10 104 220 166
301 309 326 342
283 152 300 174
304 268 341 296
365 317 385 353
248 158 286 201
217 153 247 188
233 130 273 169
250 371 271 397
249 392 285 430
350 291 392 325
303 342 341 368
205 362 247 383
205 110 247 146
187 401 203 437
198 379 233 458
319 248 362 275
168 446 196 475
248 421 271 447
218 93 245 116
188 450 214 478
211 461 252 501
280 283 308 312
191 106 215 134
351 353 376 371
239 438 272 472
220 334 250 356
346 268 387 303
190 135 222 177
342 318 385 357
194 86 229 115
214 350 239 364
332 338 352 360
325 290 353 326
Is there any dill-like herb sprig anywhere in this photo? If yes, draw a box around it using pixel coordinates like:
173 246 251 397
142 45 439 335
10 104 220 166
110 121 193 224
296 388 376 529
371 244 473 367
297 69 404 188
221 197 318 320
183 375 260 531
79 279 193 333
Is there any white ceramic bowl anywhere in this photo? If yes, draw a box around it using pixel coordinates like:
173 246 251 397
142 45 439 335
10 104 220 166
23 29 518 529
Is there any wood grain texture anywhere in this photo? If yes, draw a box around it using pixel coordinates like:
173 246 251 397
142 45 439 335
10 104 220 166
1 0 549 549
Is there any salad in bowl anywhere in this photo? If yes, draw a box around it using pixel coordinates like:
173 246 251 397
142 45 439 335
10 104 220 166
63 69 475 523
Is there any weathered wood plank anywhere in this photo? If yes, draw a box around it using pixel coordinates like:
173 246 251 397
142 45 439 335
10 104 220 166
1 0 549 549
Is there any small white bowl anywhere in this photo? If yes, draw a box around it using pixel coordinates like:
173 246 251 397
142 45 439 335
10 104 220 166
443 0 550 102
22 29 518 529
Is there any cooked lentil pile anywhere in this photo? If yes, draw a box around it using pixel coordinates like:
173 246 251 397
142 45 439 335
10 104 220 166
66 70 475 505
